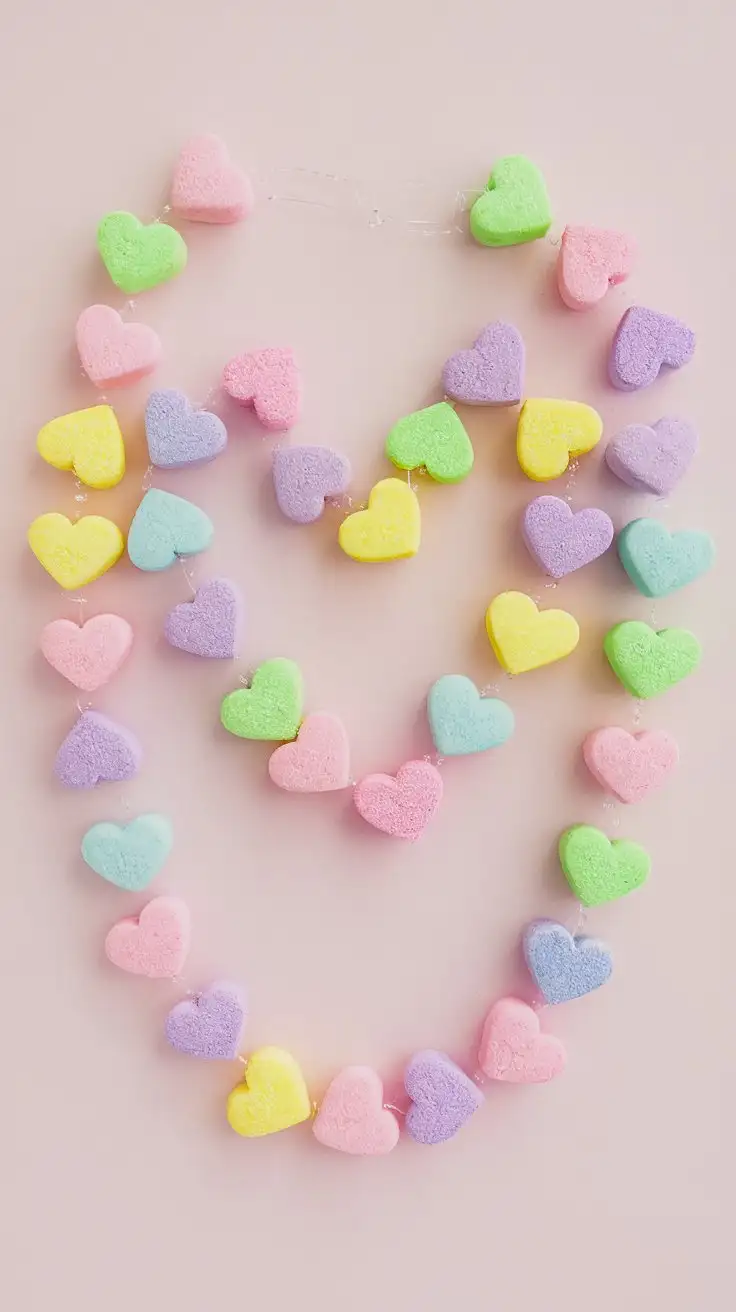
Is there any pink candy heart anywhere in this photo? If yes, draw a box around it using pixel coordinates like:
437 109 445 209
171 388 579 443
105 896 191 979
268 713 350 792
478 997 566 1083
583 727 679 804
76 305 161 389
313 1066 400 1155
222 348 301 431
170 134 254 224
40 614 133 691
557 226 635 310
353 759 443 840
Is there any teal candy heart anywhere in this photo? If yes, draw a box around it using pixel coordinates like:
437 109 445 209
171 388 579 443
81 814 173 890
427 675 515 756
127 488 214 571
617 518 715 598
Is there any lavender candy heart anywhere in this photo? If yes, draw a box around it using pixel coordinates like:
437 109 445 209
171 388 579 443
54 711 142 789
609 306 695 391
164 578 242 658
522 495 614 578
165 981 247 1059
523 919 613 1005
442 321 524 405
272 445 351 523
605 417 698 495
145 389 227 468
405 1050 483 1145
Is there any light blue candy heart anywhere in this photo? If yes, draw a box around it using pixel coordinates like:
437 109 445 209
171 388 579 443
617 518 715 598
427 674 515 756
523 919 613 1004
81 814 173 890
127 488 214 571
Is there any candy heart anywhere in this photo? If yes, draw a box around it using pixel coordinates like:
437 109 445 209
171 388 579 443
313 1067 400 1155
353 760 443 840
75 305 161 389
617 518 715 597
165 982 247 1059
222 347 301 431
338 478 420 562
441 321 524 406
486 592 579 675
605 417 697 494
517 399 603 482
37 405 125 489
40 613 133 691
609 305 695 391
105 896 190 979
470 155 551 247
145 389 227 468
604 621 701 699
523 919 613 1004
427 675 514 756
405 1051 483 1145
522 496 614 578
268 713 350 792
127 489 213 572
559 824 651 906
165 578 242 658
557 225 635 310
29 513 124 590
272 445 351 523
97 211 187 294
170 134 254 224
478 997 566 1083
385 402 474 483
583 727 679 804
81 814 173 891
54 711 142 789
221 658 302 741
227 1046 311 1137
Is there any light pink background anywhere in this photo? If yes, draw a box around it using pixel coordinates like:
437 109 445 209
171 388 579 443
1 3 731 1308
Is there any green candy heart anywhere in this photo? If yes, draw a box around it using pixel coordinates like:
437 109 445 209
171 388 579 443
385 403 473 484
617 518 715 598
97 211 188 294
470 156 552 248
604 621 701 699
81 814 173 891
559 824 650 906
221 658 303 740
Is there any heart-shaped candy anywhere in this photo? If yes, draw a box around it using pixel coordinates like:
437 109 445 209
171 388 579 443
353 760 443 840
55 711 142 789
427 675 514 756
272 445 351 523
170 134 253 224
165 578 242 658
222 347 301 431
583 727 679 804
221 658 302 740
76 305 161 389
609 305 695 391
338 478 420 562
127 489 214 572
385 402 473 483
165 982 247 1059
559 824 651 905
29 514 124 590
82 814 173 891
227 1046 312 1137
486 592 579 675
105 896 190 978
605 417 697 494
604 621 701 699
40 613 133 691
470 155 551 247
442 321 524 406
478 997 566 1083
617 518 715 597
313 1066 400 1155
405 1051 483 1145
145 389 227 468
268 713 350 792
524 920 613 1004
517 399 603 482
523 496 614 578
557 226 635 310
97 212 188 294
37 405 125 489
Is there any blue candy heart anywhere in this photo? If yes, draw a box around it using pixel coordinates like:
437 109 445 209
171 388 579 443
145 389 227 468
617 518 715 598
127 488 214 571
427 674 514 756
523 919 613 1004
81 814 173 890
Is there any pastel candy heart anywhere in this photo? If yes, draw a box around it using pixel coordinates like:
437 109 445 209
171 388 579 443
605 417 697 495
441 321 525 406
221 658 302 741
405 1051 483 1145
81 814 173 891
353 760 443 840
609 305 695 391
559 824 651 906
128 489 213 572
385 402 474 483
227 1047 311 1137
617 518 715 597
470 155 552 247
37 405 125 489
523 919 613 1004
583 727 679 804
486 591 579 675
165 982 247 1059
517 399 603 482
427 675 514 756
268 713 350 792
338 478 420 562
222 348 301 431
97 212 188 294
522 496 614 578
40 613 133 691
171 134 253 224
604 621 701 699
105 896 190 979
557 226 635 310
165 578 242 658
313 1067 400 1155
76 305 161 389
29 514 124 590
478 997 566 1083
54 711 142 789
145 389 227 468
272 445 351 523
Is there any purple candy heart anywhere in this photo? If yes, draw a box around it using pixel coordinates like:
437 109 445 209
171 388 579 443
164 578 241 658
442 321 524 405
605 416 698 495
145 389 227 468
165 981 247 1059
272 445 351 524
404 1050 483 1145
609 306 695 391
522 495 614 578
54 711 142 789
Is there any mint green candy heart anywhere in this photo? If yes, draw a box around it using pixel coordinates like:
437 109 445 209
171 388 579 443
604 620 701 699
81 814 173 891
559 824 650 906
427 675 514 756
617 518 715 597
221 658 303 740
385 403 473 484
128 489 213 571
97 212 188 294
470 156 552 247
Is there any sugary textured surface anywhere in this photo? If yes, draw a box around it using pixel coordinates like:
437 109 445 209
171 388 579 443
605 417 698 494
105 896 190 978
517 399 603 481
486 591 579 675
313 1067 400 1155
617 518 715 597
222 348 301 430
29 514 124 590
470 156 551 247
557 226 635 310
427 675 514 756
37 405 125 489
338 478 420 562
145 389 227 468
272 445 351 523
604 621 701 699
559 824 650 906
54 711 142 788
165 579 241 658
385 402 474 483
165 982 247 1058
221 658 302 740
97 212 188 294
524 919 613 1004
442 321 524 405
127 489 213 571
268 713 350 792
523 496 614 578
76 305 161 389
227 1047 311 1137
478 997 567 1083
583 727 679 804
40 613 133 691
82 814 173 891
405 1051 483 1144
609 305 696 390
353 760 443 840
171 135 254 224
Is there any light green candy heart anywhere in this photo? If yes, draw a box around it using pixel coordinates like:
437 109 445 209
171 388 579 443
470 156 552 248
604 620 701 699
385 403 473 484
617 518 715 598
427 675 514 756
559 825 650 906
97 211 188 294
81 814 173 891
221 658 303 740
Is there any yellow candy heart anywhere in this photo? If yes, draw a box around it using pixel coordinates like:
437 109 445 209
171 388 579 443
227 1047 312 1138
517 399 602 481
486 591 579 674
338 478 420 561
28 513 124 589
37 405 125 489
